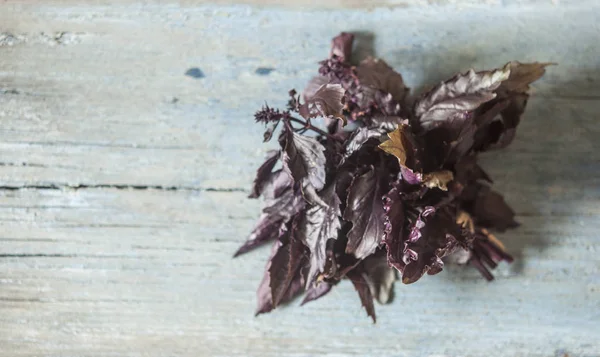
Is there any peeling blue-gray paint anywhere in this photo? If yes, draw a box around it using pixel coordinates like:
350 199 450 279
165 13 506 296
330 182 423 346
255 67 274 76
185 67 205 79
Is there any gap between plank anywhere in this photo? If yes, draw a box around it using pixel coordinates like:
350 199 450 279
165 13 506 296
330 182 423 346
0 184 246 193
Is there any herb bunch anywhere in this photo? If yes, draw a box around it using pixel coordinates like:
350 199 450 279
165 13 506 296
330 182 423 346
235 32 550 322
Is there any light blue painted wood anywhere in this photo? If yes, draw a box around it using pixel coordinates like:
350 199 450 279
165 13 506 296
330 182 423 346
0 2 599 356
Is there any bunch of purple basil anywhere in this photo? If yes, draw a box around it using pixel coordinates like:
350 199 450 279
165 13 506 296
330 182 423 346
235 32 550 322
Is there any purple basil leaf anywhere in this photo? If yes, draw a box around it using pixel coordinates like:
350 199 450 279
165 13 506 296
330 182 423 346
330 32 354 62
234 214 285 258
344 167 386 260
300 183 342 288
340 126 386 165
356 57 408 103
303 76 331 102
383 184 406 272
262 188 306 216
346 268 377 323
234 188 304 257
248 150 280 199
281 127 327 190
373 91 402 117
473 187 519 231
299 83 346 122
400 166 423 185
474 94 527 151
260 169 293 201
269 220 306 307
256 240 306 315
300 183 327 208
402 207 463 284
498 61 553 94
414 65 510 132
454 156 492 185
301 282 333 306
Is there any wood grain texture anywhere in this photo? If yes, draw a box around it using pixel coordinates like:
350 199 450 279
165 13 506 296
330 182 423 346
1 1 600 356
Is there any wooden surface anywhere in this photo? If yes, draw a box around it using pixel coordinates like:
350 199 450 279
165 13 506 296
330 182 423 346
1 1 599 356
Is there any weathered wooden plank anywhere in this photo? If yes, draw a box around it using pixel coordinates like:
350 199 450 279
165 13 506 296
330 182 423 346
0 187 598 357
0 0 578 10
1 1 600 356
1 2 600 189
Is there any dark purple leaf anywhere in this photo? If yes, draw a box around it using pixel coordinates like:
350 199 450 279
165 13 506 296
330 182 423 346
260 170 293 201
383 184 405 272
400 166 423 185
373 91 402 117
269 220 306 307
414 65 510 132
281 127 327 190
303 76 331 102
401 207 464 284
301 282 332 306
347 268 376 323
248 150 280 199
498 61 553 94
330 32 354 62
301 183 343 287
299 83 346 122
235 214 285 258
344 168 386 260
340 126 386 165
473 62 551 152
473 187 519 231
356 57 408 103
454 156 492 185
256 240 306 315
234 188 304 257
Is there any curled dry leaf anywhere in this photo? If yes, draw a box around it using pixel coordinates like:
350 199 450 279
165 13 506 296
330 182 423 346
238 32 549 321
499 61 554 94
378 125 412 167
422 170 454 191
